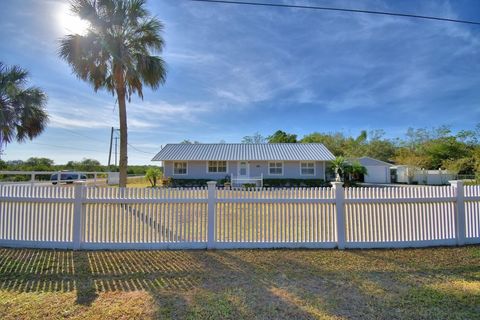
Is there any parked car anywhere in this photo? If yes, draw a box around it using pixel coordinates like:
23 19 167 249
50 172 87 185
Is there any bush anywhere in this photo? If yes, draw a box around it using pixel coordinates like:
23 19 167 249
343 180 359 188
145 168 162 187
161 177 173 187
218 175 231 186
160 178 330 188
464 179 480 186
263 179 328 188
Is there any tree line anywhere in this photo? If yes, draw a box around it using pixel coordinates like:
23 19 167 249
0 157 160 176
241 125 480 176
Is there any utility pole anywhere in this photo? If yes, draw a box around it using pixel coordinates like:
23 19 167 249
108 128 120 168
114 137 119 167
107 127 114 166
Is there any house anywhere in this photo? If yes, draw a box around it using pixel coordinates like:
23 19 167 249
356 157 393 184
152 143 335 185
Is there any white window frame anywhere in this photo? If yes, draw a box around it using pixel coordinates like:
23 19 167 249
206 161 228 174
300 162 316 176
237 161 249 177
268 161 284 176
173 161 188 175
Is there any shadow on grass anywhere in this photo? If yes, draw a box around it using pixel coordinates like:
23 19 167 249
0 249 200 306
0 248 328 318
0 247 478 319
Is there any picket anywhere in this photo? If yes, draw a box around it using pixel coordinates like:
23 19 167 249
0 181 478 250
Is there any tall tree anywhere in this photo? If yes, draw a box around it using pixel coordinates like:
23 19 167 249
267 130 297 143
59 0 166 187
0 63 48 148
242 132 265 143
301 132 347 156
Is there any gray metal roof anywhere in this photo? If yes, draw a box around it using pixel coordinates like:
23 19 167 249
356 157 393 167
152 143 335 161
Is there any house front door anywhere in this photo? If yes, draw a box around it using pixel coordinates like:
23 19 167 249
238 161 249 177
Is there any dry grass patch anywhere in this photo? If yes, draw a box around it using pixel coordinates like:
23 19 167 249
0 291 155 320
0 246 478 319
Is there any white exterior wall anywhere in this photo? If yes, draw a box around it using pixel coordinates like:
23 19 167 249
357 157 392 184
164 161 237 179
364 166 390 184
164 160 326 180
396 166 410 183
415 170 457 185
395 166 456 185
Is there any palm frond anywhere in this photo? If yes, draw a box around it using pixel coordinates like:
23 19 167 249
59 0 167 105
0 64 48 144
133 18 164 52
136 55 166 90
58 33 111 92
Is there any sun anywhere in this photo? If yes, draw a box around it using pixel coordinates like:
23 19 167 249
57 4 90 35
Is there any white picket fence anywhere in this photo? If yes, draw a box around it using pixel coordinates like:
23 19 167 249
0 181 479 250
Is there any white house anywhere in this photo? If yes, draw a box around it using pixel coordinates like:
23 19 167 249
152 143 335 185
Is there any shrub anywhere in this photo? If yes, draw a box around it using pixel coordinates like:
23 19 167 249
161 177 173 187
145 168 162 187
263 179 328 187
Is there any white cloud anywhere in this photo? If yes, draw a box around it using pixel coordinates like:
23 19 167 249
164 51 217 65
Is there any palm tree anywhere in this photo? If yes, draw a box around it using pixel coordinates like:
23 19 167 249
345 161 368 182
330 156 346 182
0 63 48 148
59 0 166 187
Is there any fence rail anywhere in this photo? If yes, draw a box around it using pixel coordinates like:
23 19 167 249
0 181 479 250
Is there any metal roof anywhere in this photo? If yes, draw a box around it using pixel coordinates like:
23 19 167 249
356 157 393 167
152 143 335 161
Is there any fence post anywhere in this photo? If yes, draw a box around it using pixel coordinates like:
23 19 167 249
72 183 85 250
30 173 35 187
207 181 217 249
450 180 466 246
332 182 346 249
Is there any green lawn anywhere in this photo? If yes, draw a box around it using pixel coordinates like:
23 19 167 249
0 246 478 319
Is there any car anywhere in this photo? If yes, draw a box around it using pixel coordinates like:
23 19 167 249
50 172 87 185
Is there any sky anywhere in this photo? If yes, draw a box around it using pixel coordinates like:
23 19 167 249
0 0 479 165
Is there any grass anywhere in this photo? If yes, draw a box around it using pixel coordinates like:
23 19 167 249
126 176 151 188
0 246 478 319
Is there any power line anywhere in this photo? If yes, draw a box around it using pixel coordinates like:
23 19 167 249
189 0 480 26
128 143 157 155
57 127 107 144
58 127 156 155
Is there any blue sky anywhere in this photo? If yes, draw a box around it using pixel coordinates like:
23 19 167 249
1 0 479 165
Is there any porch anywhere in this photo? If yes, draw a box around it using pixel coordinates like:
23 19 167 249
230 173 263 187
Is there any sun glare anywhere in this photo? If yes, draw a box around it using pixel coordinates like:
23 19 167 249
57 4 90 35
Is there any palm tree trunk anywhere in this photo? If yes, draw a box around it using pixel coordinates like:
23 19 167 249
117 88 128 187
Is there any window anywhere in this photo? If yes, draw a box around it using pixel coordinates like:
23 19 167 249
173 162 187 175
208 161 227 173
301 162 315 176
269 162 283 175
